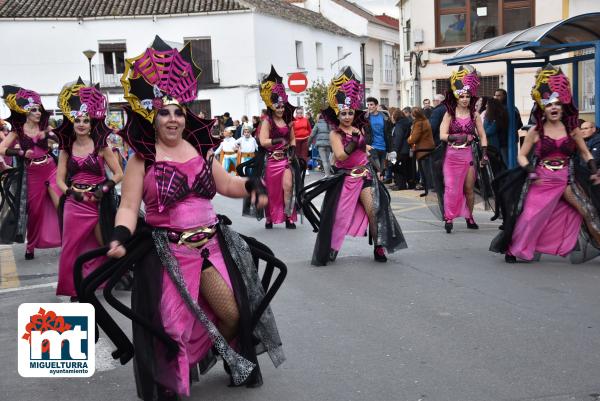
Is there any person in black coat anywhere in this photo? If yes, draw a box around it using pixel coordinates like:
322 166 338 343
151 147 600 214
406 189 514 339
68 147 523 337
391 109 413 190
428 94 446 146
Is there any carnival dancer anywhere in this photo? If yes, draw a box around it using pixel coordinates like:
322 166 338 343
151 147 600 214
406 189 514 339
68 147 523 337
434 65 490 233
103 36 284 399
0 86 61 258
490 64 600 263
299 66 407 266
258 66 302 229
236 123 258 165
54 79 123 300
214 126 238 175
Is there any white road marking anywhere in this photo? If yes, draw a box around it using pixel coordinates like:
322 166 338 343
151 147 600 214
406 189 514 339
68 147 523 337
0 281 57 294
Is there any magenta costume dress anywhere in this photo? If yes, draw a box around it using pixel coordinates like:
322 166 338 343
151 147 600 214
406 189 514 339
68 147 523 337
56 153 109 296
507 136 581 260
17 133 61 252
299 130 407 266
264 117 297 224
443 116 477 221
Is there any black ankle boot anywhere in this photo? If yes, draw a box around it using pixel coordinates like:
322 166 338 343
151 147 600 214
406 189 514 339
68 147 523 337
444 221 453 233
285 220 296 229
265 221 273 229
466 218 479 229
505 254 517 263
25 251 34 260
373 245 387 262
329 249 338 262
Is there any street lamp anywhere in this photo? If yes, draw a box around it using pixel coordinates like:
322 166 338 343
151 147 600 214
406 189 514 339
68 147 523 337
82 49 96 85
330 52 352 69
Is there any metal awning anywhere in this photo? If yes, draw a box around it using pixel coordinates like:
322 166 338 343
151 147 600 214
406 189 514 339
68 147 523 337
440 13 600 168
444 12 600 65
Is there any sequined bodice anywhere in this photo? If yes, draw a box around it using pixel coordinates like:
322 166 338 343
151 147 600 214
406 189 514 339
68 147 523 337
536 135 576 160
19 133 49 155
449 116 476 137
144 155 216 213
68 154 104 179
335 130 369 169
267 117 290 151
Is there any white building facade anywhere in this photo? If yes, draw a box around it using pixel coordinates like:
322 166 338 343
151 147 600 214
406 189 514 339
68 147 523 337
397 0 600 119
291 0 402 107
0 0 361 123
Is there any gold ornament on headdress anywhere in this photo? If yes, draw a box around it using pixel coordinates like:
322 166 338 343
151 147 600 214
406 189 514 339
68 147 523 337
328 72 351 116
58 82 86 123
531 64 561 110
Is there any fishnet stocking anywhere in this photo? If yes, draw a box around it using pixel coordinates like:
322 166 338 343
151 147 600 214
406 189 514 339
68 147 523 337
359 187 377 243
563 185 600 246
464 166 476 216
200 266 240 341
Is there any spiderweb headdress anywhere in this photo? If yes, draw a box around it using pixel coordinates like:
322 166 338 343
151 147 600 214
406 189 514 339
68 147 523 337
1 85 49 134
322 66 367 130
531 63 578 133
119 36 218 161
55 78 110 153
260 66 296 124
450 65 480 99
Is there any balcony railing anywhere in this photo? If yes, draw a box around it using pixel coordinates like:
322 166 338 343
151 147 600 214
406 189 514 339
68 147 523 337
93 59 220 89
365 64 373 81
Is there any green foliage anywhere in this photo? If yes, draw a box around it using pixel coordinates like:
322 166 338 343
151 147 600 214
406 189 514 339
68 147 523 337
303 79 329 117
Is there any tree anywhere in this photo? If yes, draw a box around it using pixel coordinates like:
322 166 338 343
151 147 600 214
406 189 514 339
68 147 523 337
303 79 329 118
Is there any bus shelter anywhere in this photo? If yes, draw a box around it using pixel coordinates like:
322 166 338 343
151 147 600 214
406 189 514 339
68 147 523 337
443 12 600 167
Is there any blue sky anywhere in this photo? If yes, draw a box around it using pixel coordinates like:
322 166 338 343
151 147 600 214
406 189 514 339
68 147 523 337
357 0 400 17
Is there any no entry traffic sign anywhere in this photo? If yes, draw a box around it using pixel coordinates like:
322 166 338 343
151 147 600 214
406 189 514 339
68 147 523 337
288 72 308 93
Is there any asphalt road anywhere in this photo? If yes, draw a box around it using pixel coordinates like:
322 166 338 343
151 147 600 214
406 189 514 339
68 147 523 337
2 172 600 401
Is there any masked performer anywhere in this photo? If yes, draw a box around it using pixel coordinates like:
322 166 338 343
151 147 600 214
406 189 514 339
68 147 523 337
258 66 301 229
435 65 489 233
490 64 600 263
0 86 61 258
54 79 123 300
105 36 284 399
299 66 407 265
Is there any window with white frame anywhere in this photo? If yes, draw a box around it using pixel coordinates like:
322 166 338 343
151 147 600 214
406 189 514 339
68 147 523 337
296 41 304 69
99 42 126 75
382 43 393 84
337 46 344 60
316 42 323 69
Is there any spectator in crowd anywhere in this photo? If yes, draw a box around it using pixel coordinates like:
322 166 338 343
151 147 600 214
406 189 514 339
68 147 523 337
422 98 433 118
233 119 242 139
581 120 600 161
252 115 261 134
0 120 12 170
390 108 412 190
292 107 312 174
365 97 393 180
308 113 333 176
197 111 205 119
494 88 523 165
223 111 234 128
429 93 446 145
408 107 435 197
402 107 413 122
306 110 315 127
260 108 268 120
482 97 507 152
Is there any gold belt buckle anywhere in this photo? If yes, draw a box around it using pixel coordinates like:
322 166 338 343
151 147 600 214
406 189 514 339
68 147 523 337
350 167 368 178
178 226 217 249
542 159 566 171
30 155 49 165
72 184 95 192
271 151 286 160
